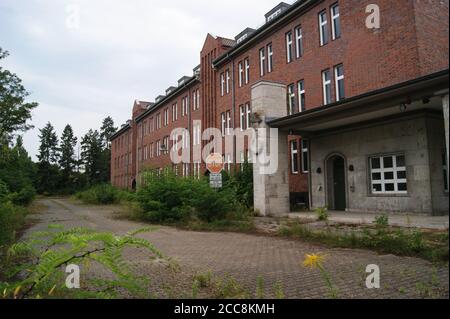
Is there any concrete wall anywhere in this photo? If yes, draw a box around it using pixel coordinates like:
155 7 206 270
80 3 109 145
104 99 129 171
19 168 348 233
309 113 448 215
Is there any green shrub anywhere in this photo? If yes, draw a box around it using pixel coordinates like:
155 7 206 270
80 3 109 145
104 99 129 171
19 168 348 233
0 180 9 203
0 201 26 247
9 185 36 206
315 206 329 221
137 172 237 223
75 184 131 205
374 214 389 228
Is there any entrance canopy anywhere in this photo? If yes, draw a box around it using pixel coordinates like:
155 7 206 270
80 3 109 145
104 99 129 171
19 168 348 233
268 70 449 136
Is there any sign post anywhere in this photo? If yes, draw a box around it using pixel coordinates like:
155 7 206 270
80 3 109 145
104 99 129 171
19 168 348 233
206 153 224 189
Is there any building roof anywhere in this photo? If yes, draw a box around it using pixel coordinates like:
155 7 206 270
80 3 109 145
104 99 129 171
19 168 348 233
213 0 319 67
135 75 199 123
110 122 131 141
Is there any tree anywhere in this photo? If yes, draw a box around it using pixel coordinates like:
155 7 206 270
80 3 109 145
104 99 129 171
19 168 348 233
36 123 60 193
99 116 117 183
0 48 38 144
80 129 104 185
99 116 117 149
59 124 77 184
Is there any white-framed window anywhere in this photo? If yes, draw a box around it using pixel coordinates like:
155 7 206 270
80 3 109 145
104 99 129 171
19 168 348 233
182 163 189 177
331 3 341 40
226 69 230 94
267 43 273 73
221 112 226 136
150 143 154 158
163 136 169 155
244 58 250 84
286 31 293 63
295 26 303 58
239 105 245 131
370 154 407 194
172 104 178 122
226 111 232 135
196 89 200 109
192 91 197 110
290 140 299 174
193 161 201 179
259 47 266 76
238 62 244 87
287 84 295 115
164 108 169 126
156 113 161 130
245 103 251 129
225 154 232 171
220 72 225 96
298 80 306 112
156 140 161 157
319 10 329 46
193 123 201 146
322 69 332 105
301 139 309 173
181 96 189 116
334 64 345 101
247 149 253 163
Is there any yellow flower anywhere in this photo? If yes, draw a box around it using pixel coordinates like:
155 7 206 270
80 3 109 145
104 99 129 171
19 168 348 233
303 253 325 269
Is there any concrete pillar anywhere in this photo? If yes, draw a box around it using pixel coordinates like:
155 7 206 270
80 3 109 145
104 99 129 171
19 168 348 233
251 81 290 217
443 94 449 188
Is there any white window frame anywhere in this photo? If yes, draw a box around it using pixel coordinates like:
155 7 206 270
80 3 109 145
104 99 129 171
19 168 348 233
370 154 408 195
290 140 299 174
295 26 303 59
322 69 332 105
287 84 295 115
267 43 273 73
239 105 245 131
319 10 328 46
298 80 305 112
238 62 244 87
196 89 200 109
301 139 309 173
286 31 293 63
259 48 266 77
226 69 230 94
221 112 226 136
220 72 225 96
244 58 250 84
245 103 251 130
334 64 345 101
331 3 341 40
226 111 232 135
192 92 196 111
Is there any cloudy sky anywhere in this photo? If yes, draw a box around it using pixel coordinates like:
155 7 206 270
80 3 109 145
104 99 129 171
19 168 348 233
0 0 291 160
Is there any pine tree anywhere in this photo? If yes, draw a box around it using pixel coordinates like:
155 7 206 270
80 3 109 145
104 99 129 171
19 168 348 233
36 122 60 193
99 117 117 183
100 116 117 149
80 129 103 185
59 124 77 184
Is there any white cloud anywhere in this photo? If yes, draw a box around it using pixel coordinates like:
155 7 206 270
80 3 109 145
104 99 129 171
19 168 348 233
0 0 294 159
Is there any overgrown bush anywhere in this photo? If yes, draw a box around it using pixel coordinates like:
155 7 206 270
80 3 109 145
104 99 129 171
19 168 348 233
75 184 131 205
9 185 36 206
0 201 27 247
137 172 237 223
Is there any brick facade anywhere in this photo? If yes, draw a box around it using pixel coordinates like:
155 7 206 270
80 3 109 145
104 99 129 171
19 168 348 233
110 0 449 203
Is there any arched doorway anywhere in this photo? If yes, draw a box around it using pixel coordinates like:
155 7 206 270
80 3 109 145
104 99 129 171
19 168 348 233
131 179 137 191
326 154 347 211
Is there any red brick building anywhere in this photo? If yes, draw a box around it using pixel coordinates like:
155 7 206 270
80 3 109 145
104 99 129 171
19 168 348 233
111 0 449 213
